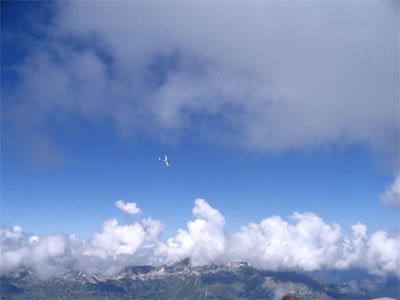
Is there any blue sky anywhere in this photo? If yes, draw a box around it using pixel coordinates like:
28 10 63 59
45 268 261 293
1 0 399 244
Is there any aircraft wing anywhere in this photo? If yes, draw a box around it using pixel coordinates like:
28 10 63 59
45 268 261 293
165 155 168 160
165 161 170 167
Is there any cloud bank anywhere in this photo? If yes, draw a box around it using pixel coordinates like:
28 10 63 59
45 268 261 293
1 199 399 278
4 1 398 161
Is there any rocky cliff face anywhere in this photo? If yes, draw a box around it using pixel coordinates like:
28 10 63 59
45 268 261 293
0 259 395 299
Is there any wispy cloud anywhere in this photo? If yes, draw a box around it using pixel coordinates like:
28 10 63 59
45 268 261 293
1 199 398 278
380 176 400 207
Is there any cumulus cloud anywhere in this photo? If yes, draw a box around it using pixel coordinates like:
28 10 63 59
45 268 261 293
1 199 399 278
380 176 400 207
229 213 343 272
115 200 142 215
157 199 227 266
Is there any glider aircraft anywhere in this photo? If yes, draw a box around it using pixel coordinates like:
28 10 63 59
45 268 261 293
158 155 170 167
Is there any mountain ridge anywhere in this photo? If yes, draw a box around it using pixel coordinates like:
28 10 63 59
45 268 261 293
1 259 398 299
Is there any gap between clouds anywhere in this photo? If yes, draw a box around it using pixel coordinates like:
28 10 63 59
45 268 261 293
1 199 399 278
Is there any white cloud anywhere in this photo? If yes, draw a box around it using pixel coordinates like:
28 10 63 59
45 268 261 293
229 213 344 272
85 218 145 258
380 176 400 207
115 200 142 215
1 199 399 278
158 199 227 266
365 230 400 276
